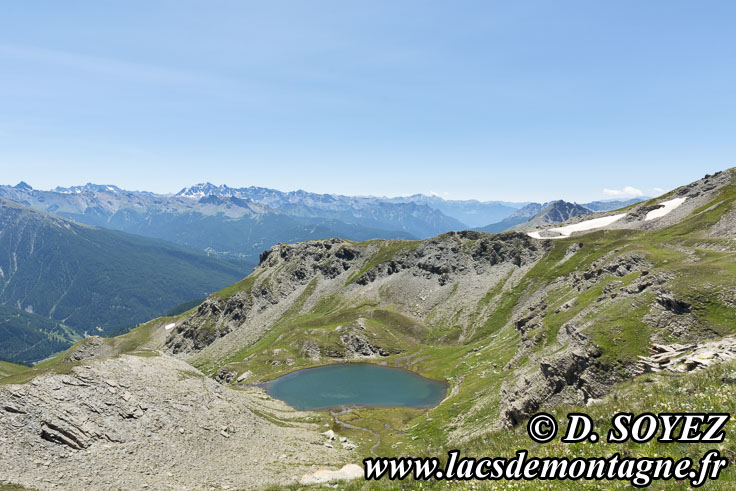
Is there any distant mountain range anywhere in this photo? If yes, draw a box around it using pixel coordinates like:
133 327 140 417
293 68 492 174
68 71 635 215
175 183 478 234
0 198 250 364
2 183 480 257
0 182 646 258
377 194 526 228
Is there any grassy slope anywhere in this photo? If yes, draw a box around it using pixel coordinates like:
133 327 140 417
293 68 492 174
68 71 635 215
0 483 27 491
0 360 28 378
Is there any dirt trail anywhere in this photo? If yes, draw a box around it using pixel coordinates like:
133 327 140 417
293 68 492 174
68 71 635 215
330 407 383 456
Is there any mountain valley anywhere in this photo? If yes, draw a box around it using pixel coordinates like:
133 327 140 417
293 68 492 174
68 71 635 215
0 199 250 364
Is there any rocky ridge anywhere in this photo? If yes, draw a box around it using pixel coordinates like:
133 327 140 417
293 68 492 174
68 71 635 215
165 232 549 373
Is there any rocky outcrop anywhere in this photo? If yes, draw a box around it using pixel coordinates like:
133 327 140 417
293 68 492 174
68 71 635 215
165 239 366 356
214 367 237 383
340 331 390 358
571 253 651 291
165 297 240 354
623 204 664 222
61 336 114 362
656 292 691 314
498 325 616 427
0 354 347 490
354 232 543 286
644 291 699 340
301 341 322 360
637 337 736 373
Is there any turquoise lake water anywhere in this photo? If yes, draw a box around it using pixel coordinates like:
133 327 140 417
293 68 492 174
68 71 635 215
265 363 447 410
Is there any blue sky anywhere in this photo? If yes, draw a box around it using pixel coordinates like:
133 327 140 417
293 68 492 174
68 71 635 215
1 1 734 202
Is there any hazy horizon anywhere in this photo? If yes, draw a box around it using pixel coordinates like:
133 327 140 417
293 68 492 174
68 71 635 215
2 1 734 202
2 177 664 204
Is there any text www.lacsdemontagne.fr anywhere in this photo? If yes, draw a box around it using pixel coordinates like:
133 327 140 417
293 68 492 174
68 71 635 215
363 449 727 487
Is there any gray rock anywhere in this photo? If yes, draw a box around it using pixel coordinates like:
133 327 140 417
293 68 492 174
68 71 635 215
0 354 349 490
656 292 691 314
62 336 114 363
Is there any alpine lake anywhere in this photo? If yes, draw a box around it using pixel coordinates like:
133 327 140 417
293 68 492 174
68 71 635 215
264 363 448 411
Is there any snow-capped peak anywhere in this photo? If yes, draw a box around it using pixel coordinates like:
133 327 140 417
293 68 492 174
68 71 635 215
176 183 236 199
53 183 123 194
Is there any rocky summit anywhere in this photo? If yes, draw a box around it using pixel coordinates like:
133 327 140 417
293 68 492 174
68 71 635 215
3 169 736 489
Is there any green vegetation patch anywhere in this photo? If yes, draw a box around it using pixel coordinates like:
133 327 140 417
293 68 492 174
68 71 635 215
213 269 264 299
0 361 29 379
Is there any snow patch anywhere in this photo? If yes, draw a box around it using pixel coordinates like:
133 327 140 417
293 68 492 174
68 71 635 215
164 323 176 330
528 213 627 240
645 197 687 221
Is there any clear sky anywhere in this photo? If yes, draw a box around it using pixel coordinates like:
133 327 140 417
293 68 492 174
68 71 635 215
1 1 734 202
